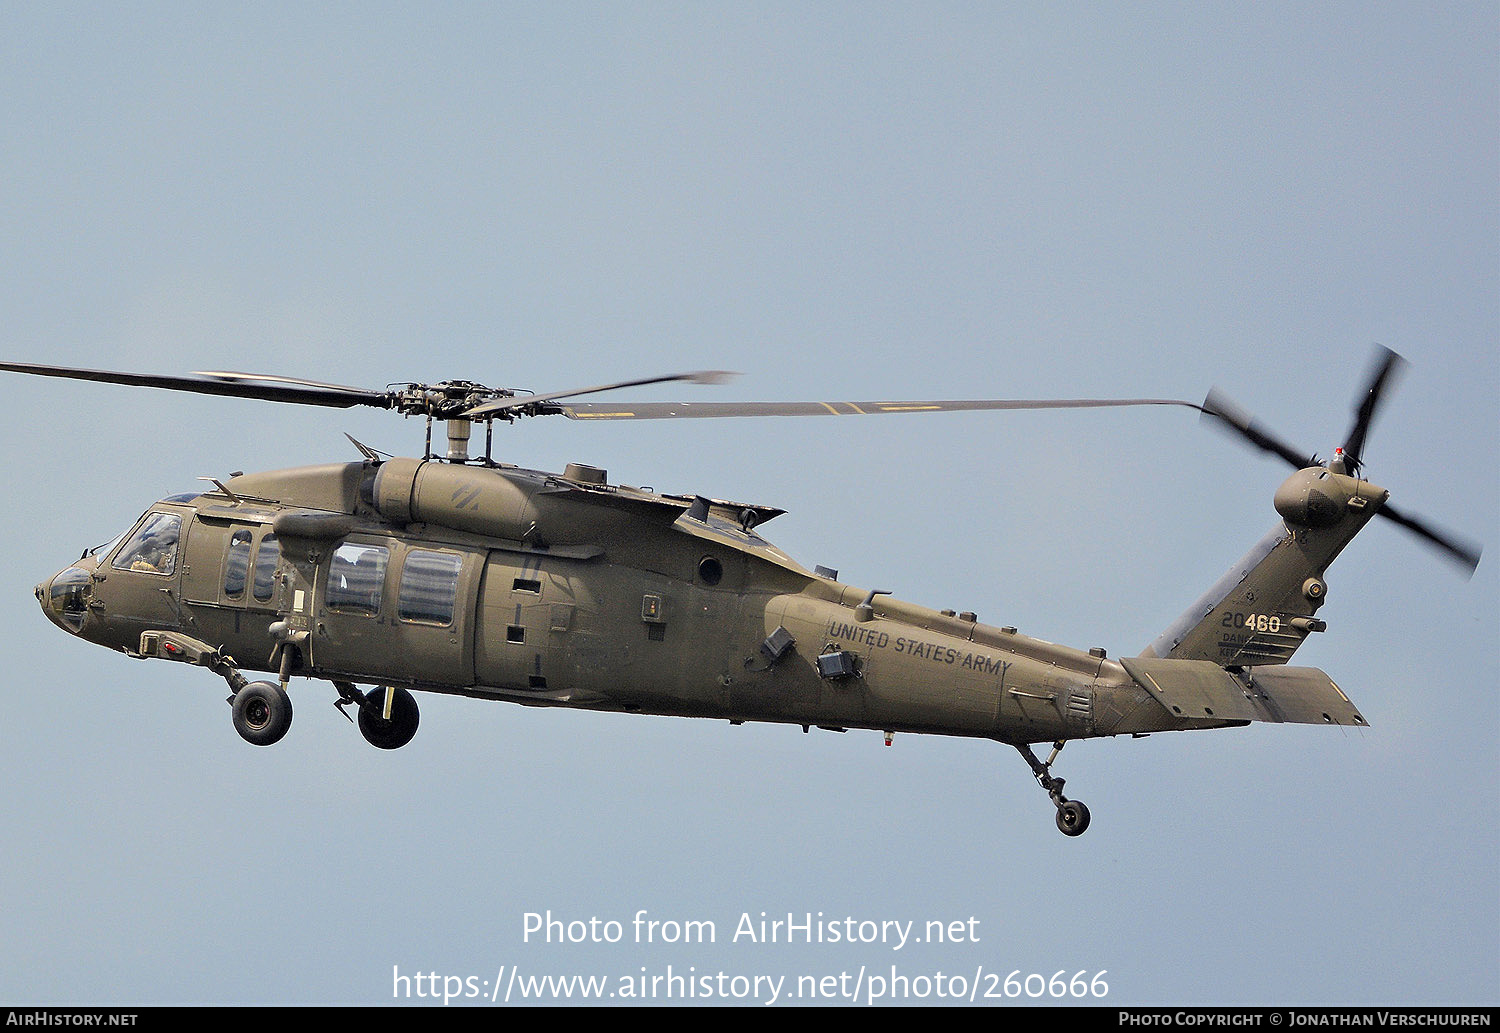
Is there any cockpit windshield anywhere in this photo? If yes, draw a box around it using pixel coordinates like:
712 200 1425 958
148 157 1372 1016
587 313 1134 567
110 511 183 576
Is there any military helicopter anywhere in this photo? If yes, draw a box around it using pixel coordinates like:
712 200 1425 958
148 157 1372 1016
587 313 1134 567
3 349 1481 836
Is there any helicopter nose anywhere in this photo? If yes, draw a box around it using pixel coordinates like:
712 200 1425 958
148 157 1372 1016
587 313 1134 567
36 575 61 627
36 573 64 629
36 566 91 634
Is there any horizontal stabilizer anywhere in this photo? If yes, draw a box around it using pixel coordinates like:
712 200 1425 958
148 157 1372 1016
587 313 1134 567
1120 657 1367 727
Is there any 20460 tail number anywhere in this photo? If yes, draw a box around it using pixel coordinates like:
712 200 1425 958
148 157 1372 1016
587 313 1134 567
1221 612 1282 633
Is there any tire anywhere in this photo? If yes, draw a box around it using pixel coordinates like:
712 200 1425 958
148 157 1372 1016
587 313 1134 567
358 685 420 750
232 681 293 746
1055 799 1091 837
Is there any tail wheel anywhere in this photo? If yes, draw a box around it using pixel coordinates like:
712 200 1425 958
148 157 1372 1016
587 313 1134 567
1015 740 1093 837
232 681 293 746
1055 799 1091 837
358 685 420 750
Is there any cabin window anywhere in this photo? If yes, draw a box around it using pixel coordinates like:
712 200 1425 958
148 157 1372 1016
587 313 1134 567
253 534 280 603
398 550 462 626
224 530 253 598
112 512 182 576
328 543 389 615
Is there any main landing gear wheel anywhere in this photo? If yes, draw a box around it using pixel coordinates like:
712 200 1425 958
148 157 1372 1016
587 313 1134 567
1014 740 1091 837
231 681 293 746
357 685 420 750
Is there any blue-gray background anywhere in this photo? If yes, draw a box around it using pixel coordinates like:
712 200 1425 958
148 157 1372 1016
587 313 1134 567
1 2 1494 1007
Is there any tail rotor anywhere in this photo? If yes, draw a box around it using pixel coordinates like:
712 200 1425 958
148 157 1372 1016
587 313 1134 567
1199 345 1480 576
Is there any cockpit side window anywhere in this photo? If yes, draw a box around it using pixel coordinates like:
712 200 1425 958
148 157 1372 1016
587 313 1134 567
112 512 183 576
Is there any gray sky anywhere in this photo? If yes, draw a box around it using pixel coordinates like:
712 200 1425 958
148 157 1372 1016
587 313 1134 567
1 2 1495 1007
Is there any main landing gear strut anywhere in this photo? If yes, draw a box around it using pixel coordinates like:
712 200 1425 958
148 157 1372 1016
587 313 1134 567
1015 740 1091 837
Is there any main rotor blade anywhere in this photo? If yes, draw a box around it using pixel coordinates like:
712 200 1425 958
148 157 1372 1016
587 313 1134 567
1378 501 1482 575
461 370 738 419
1341 345 1406 472
551 397 1204 420
0 361 390 409
195 370 385 397
1200 388 1317 469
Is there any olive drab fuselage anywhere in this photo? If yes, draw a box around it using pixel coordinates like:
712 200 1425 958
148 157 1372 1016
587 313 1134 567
38 457 1212 748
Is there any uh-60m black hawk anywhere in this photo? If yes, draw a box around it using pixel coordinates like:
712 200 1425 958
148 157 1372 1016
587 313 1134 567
4 349 1482 836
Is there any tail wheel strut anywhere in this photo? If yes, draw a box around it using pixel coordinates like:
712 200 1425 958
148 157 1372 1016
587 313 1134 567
1014 740 1091 837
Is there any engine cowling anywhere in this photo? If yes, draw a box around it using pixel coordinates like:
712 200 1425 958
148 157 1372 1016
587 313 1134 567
370 458 543 541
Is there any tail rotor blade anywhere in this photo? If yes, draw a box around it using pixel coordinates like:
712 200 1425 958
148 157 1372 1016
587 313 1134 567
1201 387 1316 470
1341 346 1406 473
1378 501 1482 575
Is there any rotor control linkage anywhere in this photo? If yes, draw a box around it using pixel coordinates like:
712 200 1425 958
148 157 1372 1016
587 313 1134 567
1014 740 1092 837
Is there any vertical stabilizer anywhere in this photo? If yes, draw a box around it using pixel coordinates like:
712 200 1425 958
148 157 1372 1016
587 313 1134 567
1144 470 1387 667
